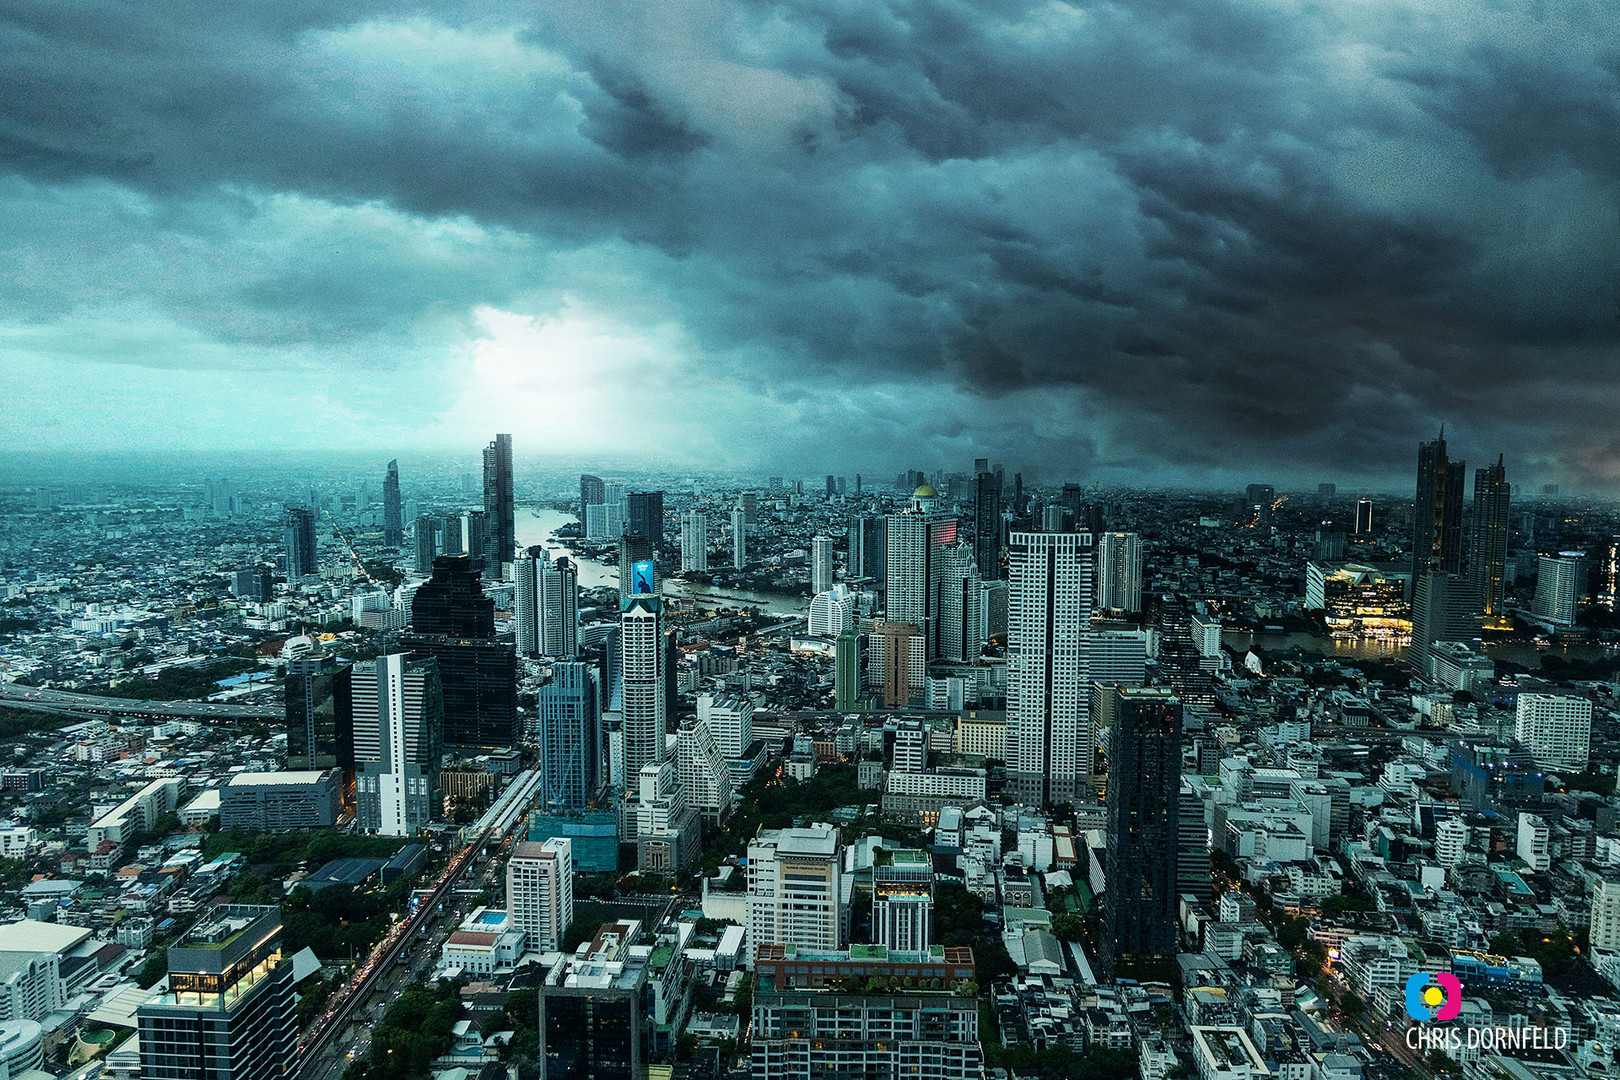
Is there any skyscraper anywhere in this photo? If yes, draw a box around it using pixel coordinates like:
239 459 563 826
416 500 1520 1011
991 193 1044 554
383 459 403 548
618 532 657 598
873 850 933 952
516 548 579 658
1101 685 1182 979
137 905 296 1080
848 513 886 583
1006 531 1094 806
351 653 444 836
1410 571 1481 674
1096 532 1144 615
810 535 834 595
885 488 959 660
401 555 518 750
462 509 488 567
620 594 665 782
1534 553 1587 627
536 662 601 809
626 491 665 554
1059 483 1084 533
440 513 464 555
1471 456 1511 625
482 433 514 572
973 472 1002 579
579 474 605 520
1177 782 1212 906
747 825 844 954
731 506 747 569
1414 429 1467 579
934 541 983 663
413 513 439 574
681 510 708 572
698 693 755 760
834 630 862 712
868 621 924 709
1354 497 1374 534
507 839 573 953
285 644 352 774
283 506 317 579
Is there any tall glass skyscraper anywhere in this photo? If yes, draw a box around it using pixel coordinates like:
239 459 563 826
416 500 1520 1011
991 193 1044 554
1414 428 1467 579
352 653 444 836
626 492 665 554
1471 455 1511 626
285 646 352 774
1006 530 1093 806
401 554 518 750
382 458 403 548
973 471 1001 580
1101 685 1182 980
283 506 317 579
536 662 601 809
482 433 514 572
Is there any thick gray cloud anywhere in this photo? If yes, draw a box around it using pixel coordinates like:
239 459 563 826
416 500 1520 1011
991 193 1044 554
1 0 1617 488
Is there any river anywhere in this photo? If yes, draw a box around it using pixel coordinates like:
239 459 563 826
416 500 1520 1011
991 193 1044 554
514 508 809 617
1224 630 1617 669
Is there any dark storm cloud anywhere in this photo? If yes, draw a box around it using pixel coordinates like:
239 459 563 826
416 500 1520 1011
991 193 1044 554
2 0 1618 485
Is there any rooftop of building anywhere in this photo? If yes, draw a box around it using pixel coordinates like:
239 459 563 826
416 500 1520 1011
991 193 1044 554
0 920 92 955
225 770 331 787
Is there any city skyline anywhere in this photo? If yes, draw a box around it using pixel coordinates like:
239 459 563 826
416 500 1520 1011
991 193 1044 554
2 2 1617 490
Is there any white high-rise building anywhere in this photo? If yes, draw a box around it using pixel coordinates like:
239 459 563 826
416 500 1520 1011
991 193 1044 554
892 720 927 772
747 825 844 963
732 507 747 569
1591 876 1620 952
515 549 579 658
1007 531 1094 806
699 693 755 759
934 541 983 663
811 535 835 595
585 500 627 540
636 759 700 871
873 850 933 952
885 491 958 660
677 713 734 823
681 511 708 572
1515 687 1592 771
352 653 444 837
808 585 856 638
1189 614 1223 659
506 838 572 952
620 596 665 781
1517 812 1550 871
1096 532 1144 615
1435 816 1468 867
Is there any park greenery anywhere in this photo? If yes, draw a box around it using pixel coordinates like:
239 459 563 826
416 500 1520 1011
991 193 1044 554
86 657 260 700
343 980 465 1080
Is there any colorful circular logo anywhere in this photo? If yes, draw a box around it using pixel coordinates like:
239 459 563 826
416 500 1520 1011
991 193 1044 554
1405 973 1463 1022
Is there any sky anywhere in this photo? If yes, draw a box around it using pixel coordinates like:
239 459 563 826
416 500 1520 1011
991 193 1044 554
1 0 1617 490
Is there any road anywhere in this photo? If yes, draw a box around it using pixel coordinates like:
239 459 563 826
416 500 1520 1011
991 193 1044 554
0 682 282 722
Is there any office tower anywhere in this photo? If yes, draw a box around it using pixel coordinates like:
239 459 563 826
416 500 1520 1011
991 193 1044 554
1591 877 1620 952
414 514 439 574
740 490 759 524
974 457 989 474
1534 552 1586 627
1155 602 1217 712
1470 456 1511 625
825 474 836 497
1096 532 1144 615
618 532 657 597
1006 531 1094 806
1041 504 1066 532
835 631 861 712
1414 429 1467 579
681 510 708 572
934 541 983 662
1244 483 1276 528
462 509 488 567
980 579 1008 643
516 548 579 658
848 513 886 583
1410 571 1481 672
676 713 733 824
285 645 352 773
351 653 444 836
974 472 1002 579
579 474 605 519
810 535 835 595
1515 684 1593 771
283 506 317 579
635 759 700 870
698 693 755 760
620 595 665 781
730 506 747 569
1177 783 1212 906
439 513 463 555
539 922 648 1080
808 585 856 638
885 489 959 659
482 433 514 572
536 662 601 809
873 850 933 951
383 459 403 547
584 499 625 541
137 905 296 1080
1354 497 1373 534
1101 685 1182 979
747 825 844 955
1059 483 1085 533
507 839 573 952
867 621 924 709
401 555 518 750
626 492 665 553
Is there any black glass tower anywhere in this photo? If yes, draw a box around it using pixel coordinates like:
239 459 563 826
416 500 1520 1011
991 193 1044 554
1414 428 1467 579
383 458 403 548
283 506 317 579
285 649 353 774
401 555 518 750
1471 455 1511 624
974 472 1002 580
483 433 515 570
1102 684 1182 980
626 492 665 553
